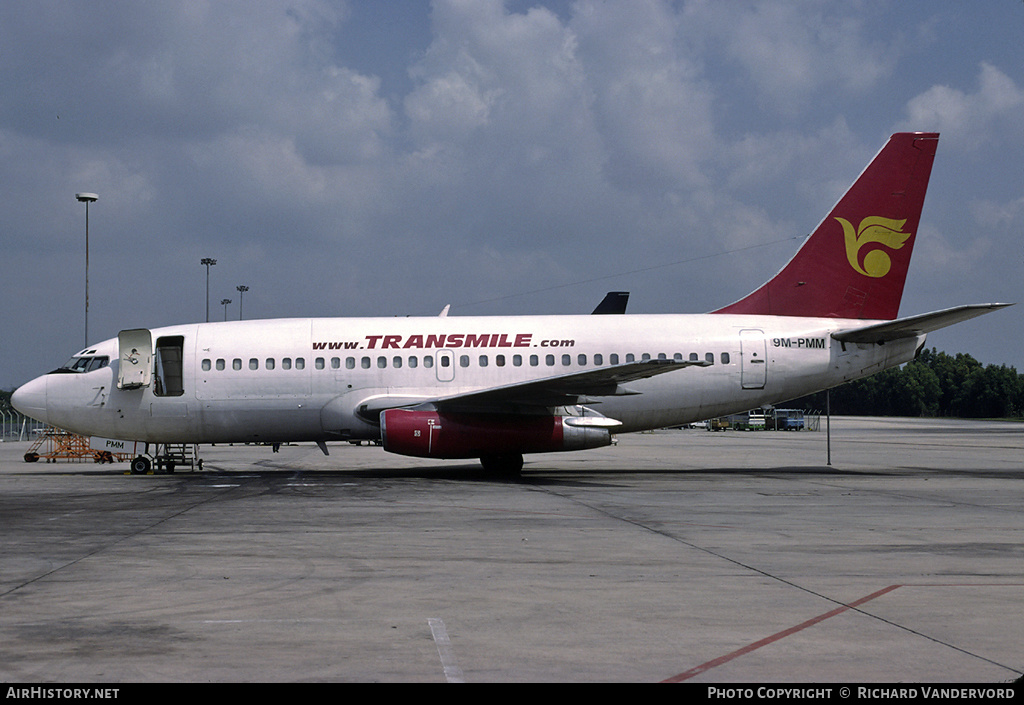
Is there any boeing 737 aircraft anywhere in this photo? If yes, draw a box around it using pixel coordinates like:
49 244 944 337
12 132 1010 474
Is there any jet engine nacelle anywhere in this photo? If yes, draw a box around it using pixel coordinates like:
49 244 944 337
380 408 612 459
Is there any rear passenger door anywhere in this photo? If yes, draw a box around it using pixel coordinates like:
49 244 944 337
739 329 767 389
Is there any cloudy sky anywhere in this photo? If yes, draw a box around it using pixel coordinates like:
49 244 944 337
2 0 1023 389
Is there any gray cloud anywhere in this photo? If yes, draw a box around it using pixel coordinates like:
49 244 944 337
2 0 1022 387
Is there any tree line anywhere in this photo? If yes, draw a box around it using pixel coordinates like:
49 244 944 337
790 348 1024 419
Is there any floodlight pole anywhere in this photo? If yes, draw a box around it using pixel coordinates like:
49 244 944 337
221 298 232 321
76 193 98 348
201 258 217 322
826 389 832 466
236 285 248 320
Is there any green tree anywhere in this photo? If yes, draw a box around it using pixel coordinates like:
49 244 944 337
787 348 1022 419
891 361 941 416
959 364 1021 418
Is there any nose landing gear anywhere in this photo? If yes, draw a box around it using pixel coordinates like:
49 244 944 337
130 455 151 474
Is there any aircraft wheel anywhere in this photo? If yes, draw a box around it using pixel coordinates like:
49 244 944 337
479 453 524 477
130 456 151 475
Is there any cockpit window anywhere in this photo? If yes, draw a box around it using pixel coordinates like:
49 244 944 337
87 356 109 372
58 356 110 373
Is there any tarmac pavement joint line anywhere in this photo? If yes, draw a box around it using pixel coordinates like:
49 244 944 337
662 585 902 682
663 582 1024 683
428 617 465 683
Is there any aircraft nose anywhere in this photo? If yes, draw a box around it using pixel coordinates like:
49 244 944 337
11 375 49 425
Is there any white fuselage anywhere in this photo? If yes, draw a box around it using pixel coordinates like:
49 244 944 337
17 313 923 445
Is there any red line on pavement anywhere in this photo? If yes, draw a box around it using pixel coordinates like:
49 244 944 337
662 584 903 683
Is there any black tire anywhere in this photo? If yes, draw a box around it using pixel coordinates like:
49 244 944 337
130 456 151 475
23 452 39 463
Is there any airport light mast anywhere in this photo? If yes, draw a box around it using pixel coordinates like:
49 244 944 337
201 258 217 322
236 285 249 320
221 298 232 321
75 193 98 348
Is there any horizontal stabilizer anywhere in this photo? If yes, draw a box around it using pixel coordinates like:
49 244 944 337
832 303 1012 345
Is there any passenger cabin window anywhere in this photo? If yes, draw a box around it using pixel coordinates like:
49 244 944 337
234 350 739 374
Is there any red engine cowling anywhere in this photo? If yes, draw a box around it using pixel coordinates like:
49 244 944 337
380 409 612 459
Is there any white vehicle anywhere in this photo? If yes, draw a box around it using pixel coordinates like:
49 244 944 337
746 413 766 431
12 133 1009 475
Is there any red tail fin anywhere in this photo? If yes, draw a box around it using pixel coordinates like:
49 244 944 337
714 132 939 320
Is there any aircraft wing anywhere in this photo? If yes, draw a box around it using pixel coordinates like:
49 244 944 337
434 358 710 410
355 359 710 419
832 303 1012 345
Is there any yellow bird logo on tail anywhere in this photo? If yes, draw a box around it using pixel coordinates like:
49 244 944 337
836 216 911 278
